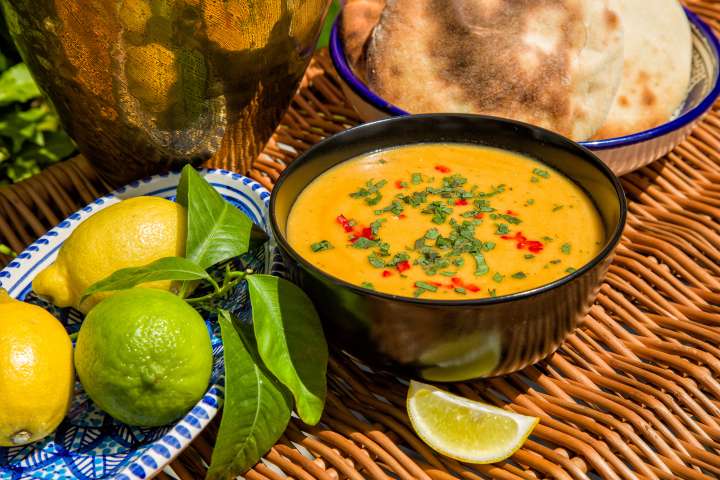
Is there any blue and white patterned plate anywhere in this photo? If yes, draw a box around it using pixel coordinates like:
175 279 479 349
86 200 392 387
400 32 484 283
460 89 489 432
0 169 271 480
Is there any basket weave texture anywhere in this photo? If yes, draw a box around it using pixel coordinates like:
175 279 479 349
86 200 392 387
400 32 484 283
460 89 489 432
3 5 720 476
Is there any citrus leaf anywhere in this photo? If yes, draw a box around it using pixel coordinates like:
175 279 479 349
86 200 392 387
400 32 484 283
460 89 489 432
208 310 292 479
246 274 327 425
0 63 41 106
81 256 208 301
176 165 254 270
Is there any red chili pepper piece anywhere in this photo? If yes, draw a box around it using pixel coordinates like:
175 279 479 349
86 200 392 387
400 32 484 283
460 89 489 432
527 241 544 253
506 210 517 216
429 281 443 288
336 214 354 233
396 260 411 273
454 199 468 206
398 214 407 219
474 213 484 219
500 231 544 253
395 180 405 189
435 165 451 173
382 270 392 277
360 227 374 239
465 284 481 293
451 277 464 286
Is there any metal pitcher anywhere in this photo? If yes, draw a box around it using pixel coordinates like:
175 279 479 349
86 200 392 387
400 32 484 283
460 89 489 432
0 0 330 184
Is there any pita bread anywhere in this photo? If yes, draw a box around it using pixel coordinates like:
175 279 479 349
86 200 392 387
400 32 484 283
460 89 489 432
593 0 692 139
364 0 625 141
341 0 386 68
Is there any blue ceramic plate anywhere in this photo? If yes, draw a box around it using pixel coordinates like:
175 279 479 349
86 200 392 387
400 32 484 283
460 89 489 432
0 169 271 480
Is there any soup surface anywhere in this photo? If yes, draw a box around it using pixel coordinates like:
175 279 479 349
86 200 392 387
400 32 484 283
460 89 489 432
287 144 605 299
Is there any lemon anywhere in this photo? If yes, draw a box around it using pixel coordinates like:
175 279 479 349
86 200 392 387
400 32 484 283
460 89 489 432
74 288 213 427
407 381 538 464
419 331 501 382
33 196 186 313
0 290 74 446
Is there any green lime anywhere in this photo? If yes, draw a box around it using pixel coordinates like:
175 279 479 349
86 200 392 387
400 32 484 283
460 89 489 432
74 288 213 427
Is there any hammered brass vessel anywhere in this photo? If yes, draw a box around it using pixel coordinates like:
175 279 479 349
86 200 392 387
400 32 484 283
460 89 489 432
0 0 330 184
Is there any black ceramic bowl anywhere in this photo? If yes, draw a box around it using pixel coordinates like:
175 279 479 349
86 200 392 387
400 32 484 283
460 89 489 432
271 115 626 380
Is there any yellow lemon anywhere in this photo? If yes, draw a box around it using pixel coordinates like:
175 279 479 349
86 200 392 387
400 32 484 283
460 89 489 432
407 381 538 464
33 196 186 313
0 290 74 446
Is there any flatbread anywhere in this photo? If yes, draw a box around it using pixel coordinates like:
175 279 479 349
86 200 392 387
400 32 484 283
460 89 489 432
341 0 386 68
365 0 625 141
593 0 692 139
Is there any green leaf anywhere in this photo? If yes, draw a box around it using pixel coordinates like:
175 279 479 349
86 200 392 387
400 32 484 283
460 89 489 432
316 0 341 50
208 310 292 479
0 63 41 106
247 274 327 425
81 256 209 301
176 165 255 269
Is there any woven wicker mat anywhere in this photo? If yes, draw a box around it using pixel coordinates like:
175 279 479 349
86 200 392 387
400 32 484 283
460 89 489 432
3 6 720 478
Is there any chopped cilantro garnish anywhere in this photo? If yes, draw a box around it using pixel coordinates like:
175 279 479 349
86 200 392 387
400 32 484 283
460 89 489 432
530 176 540 183
525 199 535 206
561 243 571 254
476 184 506 198
524 254 535 259
440 271 457 277
350 179 387 206
483 242 496 252
368 253 385 268
492 272 504 283
488 289 497 297
495 223 510 235
311 240 332 252
532 168 550 178
422 201 453 224
415 281 438 292
378 159 387 164
352 237 377 249
370 218 386 237
542 236 554 242
550 259 562 265
411 172 423 184
361 282 375 290
512 272 527 279
473 253 489 276
374 200 404 216
566 267 577 274
425 228 440 240
552 204 564 212
453 257 465 266
455 287 467 294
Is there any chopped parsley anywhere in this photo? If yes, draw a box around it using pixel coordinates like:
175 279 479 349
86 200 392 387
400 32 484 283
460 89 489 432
511 272 527 279
351 237 377 249
311 240 332 252
524 254 535 259
422 201 453 224
368 253 385 268
350 179 387 206
375 200 404 216
455 287 467 294
411 172 423 185
361 282 375 290
476 184 506 198
473 253 489 276
495 223 510 235
561 243 571 254
532 168 550 178
488 289 497 297
370 218 386 237
565 267 577 274
493 272 504 283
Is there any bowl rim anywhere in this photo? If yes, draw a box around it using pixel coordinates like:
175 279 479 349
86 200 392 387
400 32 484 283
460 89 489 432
328 7 720 151
270 113 628 307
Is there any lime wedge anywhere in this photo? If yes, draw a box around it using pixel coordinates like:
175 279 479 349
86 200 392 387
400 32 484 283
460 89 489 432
407 381 538 464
